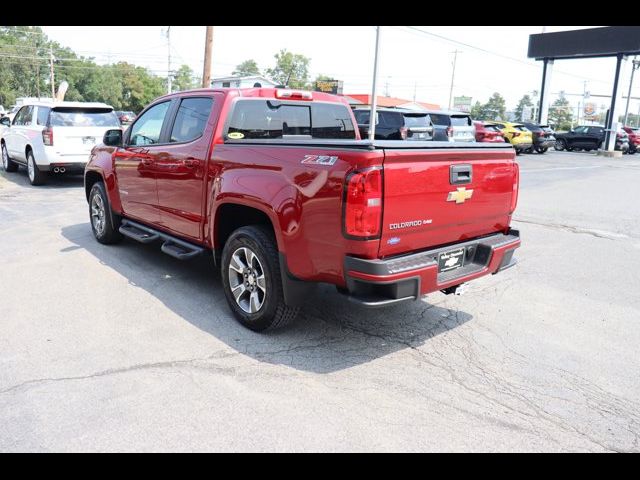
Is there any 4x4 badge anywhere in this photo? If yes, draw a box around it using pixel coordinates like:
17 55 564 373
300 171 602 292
447 187 474 204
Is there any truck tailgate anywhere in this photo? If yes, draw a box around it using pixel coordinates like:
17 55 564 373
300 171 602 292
380 147 517 257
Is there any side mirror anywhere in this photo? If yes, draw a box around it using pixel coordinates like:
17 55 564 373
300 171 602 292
103 129 123 147
0 117 10 127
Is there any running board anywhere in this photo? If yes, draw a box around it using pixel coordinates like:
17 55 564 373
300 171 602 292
119 219 205 260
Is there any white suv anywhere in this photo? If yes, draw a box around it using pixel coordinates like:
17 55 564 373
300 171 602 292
0 101 120 185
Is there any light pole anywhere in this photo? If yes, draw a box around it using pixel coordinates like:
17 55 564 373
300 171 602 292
448 50 460 110
624 57 640 126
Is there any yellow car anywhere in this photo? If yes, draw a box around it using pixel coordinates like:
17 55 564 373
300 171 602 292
487 122 533 154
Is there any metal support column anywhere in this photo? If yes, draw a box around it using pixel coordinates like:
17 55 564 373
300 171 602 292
604 54 625 151
537 58 554 125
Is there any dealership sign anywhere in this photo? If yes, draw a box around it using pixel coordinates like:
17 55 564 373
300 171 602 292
314 80 344 95
453 96 472 112
584 102 597 118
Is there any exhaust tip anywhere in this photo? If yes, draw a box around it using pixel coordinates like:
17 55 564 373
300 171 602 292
59 167 65 173
53 167 60 173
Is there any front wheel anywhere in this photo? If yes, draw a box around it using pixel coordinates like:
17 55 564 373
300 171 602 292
1 143 18 172
221 225 299 332
89 181 123 244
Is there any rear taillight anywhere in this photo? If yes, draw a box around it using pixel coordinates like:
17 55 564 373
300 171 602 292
343 167 383 239
510 163 519 214
537 131 545 137
399 127 408 140
446 126 453 137
42 127 53 146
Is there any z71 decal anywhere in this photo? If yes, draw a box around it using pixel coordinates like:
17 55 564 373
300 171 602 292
301 155 339 165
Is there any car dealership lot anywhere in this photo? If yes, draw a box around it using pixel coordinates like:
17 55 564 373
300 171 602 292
1 151 639 452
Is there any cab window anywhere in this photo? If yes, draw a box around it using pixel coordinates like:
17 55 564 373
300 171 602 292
129 101 170 146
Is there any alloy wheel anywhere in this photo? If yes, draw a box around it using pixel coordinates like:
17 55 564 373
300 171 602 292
91 193 106 236
228 246 266 314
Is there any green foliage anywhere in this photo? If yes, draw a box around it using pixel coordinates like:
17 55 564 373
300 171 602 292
172 64 198 92
549 93 573 131
232 59 260 77
469 93 506 121
0 26 165 113
514 94 533 121
266 49 310 89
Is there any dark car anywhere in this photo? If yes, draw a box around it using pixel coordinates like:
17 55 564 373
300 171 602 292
554 125 627 152
522 122 556 154
116 110 136 125
352 107 450 142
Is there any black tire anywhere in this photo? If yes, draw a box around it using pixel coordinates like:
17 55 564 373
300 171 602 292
88 181 123 244
1 142 18 172
554 139 566 151
221 225 299 332
535 147 548 154
525 147 533 154
26 149 46 186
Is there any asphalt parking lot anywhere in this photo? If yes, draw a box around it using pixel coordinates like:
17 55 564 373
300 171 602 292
1 150 639 452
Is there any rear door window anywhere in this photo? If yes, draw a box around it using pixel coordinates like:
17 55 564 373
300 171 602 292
13 106 33 126
49 108 120 127
379 112 403 128
227 100 355 139
169 97 213 143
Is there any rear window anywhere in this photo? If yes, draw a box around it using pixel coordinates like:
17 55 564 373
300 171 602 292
402 114 430 128
227 100 355 139
49 108 119 127
36 107 50 126
484 124 502 132
429 114 450 126
450 115 472 127
514 125 529 131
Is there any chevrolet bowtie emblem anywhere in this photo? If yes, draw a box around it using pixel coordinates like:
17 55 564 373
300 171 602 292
447 187 474 204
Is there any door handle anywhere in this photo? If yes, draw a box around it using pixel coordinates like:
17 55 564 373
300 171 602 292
183 158 200 168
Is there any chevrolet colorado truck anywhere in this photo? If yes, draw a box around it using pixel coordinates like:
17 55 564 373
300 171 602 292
85 87 521 332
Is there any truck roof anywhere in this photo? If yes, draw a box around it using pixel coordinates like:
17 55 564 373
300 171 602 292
154 87 351 105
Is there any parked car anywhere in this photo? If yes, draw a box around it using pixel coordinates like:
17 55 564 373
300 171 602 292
429 111 475 142
487 122 533 154
522 122 556 154
622 126 640 154
1 101 120 185
554 125 628 152
85 87 520 332
474 121 505 143
116 110 136 125
352 107 451 142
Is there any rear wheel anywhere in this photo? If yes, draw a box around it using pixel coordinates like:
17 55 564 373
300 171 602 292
221 225 299 332
554 139 566 151
26 150 46 186
1 143 18 172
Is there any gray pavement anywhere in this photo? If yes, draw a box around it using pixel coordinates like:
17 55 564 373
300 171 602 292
0 150 639 452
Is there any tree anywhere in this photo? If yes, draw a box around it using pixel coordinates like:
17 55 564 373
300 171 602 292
548 92 573 131
470 101 484 120
172 64 197 92
266 49 310 89
233 59 260 77
482 92 507 121
514 94 533 122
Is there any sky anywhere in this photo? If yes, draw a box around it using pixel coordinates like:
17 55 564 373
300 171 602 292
40 25 640 118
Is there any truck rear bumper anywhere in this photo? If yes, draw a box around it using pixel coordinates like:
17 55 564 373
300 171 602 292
342 229 520 307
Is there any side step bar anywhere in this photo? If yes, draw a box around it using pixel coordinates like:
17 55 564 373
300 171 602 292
119 219 205 260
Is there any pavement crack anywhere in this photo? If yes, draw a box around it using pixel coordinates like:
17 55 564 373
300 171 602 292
513 218 631 240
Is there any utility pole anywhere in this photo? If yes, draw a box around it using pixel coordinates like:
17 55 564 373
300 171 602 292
413 81 417 102
368 26 381 142
166 26 172 94
383 77 390 97
624 57 640 126
202 26 214 88
448 49 460 110
49 46 55 99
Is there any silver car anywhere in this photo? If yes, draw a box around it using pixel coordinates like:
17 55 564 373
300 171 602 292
429 111 475 142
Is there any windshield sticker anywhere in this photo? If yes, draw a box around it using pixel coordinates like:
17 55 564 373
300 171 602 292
228 132 244 139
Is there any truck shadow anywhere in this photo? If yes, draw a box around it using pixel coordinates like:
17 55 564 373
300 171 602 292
61 222 473 374
0 168 84 189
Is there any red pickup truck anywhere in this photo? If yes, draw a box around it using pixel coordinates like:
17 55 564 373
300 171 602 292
85 87 520 332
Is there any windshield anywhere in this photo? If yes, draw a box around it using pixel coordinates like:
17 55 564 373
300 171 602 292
49 108 120 127
402 114 430 128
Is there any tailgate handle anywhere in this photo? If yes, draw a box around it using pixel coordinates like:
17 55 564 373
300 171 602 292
450 164 472 185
